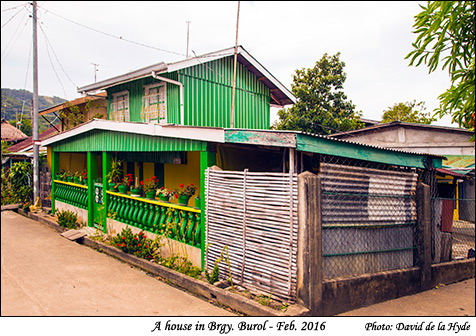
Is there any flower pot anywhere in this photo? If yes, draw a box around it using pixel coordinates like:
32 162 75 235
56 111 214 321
131 188 141 196
159 195 169 202
178 195 191 206
146 191 156 199
108 182 116 191
74 177 80 184
194 197 201 208
118 185 128 194
67 176 74 183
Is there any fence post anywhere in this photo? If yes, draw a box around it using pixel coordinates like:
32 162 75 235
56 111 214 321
297 171 322 314
416 182 431 290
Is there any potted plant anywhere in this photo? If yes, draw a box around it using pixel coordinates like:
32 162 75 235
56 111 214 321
173 183 197 206
141 176 159 199
118 173 133 194
81 170 88 185
194 195 201 208
105 157 123 190
73 171 82 184
157 187 172 202
64 171 74 182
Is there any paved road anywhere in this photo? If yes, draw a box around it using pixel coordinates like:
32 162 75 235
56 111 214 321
1 210 235 316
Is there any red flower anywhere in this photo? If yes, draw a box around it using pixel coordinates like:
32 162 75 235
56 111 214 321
190 183 194 186
174 194 179 199
140 181 144 185
122 237 125 240
179 183 184 188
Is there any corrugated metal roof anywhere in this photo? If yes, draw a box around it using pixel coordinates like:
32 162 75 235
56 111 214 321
76 46 295 107
443 155 475 169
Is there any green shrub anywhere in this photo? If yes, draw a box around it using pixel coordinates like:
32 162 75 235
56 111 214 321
56 210 78 229
112 227 155 260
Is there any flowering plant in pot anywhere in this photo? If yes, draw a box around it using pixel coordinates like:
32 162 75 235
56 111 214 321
118 173 133 194
173 183 197 206
141 176 159 199
156 187 173 202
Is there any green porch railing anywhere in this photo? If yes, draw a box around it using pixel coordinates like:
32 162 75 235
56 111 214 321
54 180 88 210
107 191 201 248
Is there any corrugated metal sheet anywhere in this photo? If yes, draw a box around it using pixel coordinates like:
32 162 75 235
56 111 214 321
319 162 418 279
179 56 270 129
50 129 205 152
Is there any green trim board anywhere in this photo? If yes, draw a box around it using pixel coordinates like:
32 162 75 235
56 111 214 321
296 134 442 169
49 128 207 153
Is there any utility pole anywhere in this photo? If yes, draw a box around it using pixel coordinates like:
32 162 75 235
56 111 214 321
186 21 191 58
92 63 99 82
230 1 240 129
32 1 40 204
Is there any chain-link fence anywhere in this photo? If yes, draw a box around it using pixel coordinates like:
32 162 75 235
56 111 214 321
319 155 419 279
432 198 475 262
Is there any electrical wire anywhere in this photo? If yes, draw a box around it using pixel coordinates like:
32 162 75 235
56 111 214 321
37 4 186 58
1 2 28 12
1 3 30 65
39 23 68 99
39 21 77 97
1 4 24 28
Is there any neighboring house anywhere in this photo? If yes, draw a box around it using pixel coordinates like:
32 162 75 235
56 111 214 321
1 118 28 145
331 121 475 222
38 91 107 132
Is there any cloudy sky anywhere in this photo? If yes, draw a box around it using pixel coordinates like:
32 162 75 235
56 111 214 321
1 1 455 126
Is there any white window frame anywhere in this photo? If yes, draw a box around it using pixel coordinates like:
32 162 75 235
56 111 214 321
142 82 167 124
110 90 130 122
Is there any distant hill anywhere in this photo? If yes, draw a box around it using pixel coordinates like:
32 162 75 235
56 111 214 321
1 88 66 135
1 88 66 121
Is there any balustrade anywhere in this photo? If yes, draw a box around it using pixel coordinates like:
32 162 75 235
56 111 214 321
107 191 201 248
54 180 88 209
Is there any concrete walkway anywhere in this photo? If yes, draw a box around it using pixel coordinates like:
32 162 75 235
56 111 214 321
1 210 235 316
338 277 475 317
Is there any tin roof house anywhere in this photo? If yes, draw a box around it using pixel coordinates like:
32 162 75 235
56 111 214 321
42 46 450 307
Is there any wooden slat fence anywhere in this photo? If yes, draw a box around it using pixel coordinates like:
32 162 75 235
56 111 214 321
205 168 298 302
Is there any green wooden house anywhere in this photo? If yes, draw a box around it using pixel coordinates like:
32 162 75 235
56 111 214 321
43 46 295 268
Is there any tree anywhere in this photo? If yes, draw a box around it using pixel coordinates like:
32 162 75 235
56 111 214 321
405 1 475 139
9 118 32 137
273 53 364 135
382 100 435 124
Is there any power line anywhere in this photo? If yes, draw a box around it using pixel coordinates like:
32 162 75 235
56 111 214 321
1 2 28 12
38 21 77 96
1 4 30 65
37 4 186 58
39 23 68 99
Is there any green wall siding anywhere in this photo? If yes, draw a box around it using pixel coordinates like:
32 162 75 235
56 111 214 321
106 57 270 129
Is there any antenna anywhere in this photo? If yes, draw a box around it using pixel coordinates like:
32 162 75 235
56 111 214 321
92 63 99 82
186 21 191 58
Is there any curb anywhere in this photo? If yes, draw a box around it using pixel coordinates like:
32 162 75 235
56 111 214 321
17 209 310 317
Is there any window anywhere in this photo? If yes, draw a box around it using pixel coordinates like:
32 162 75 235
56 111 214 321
142 83 166 124
110 91 130 122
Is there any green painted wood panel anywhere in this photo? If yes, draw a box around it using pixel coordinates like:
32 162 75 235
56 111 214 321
106 57 270 129
50 129 206 153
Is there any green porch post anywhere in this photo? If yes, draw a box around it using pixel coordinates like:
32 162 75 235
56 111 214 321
200 148 216 270
87 152 97 227
51 151 59 214
102 152 112 232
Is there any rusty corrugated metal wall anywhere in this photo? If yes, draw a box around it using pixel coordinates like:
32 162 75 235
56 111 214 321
319 162 418 279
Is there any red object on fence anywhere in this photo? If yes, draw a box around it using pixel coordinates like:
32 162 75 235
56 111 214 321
440 199 454 233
